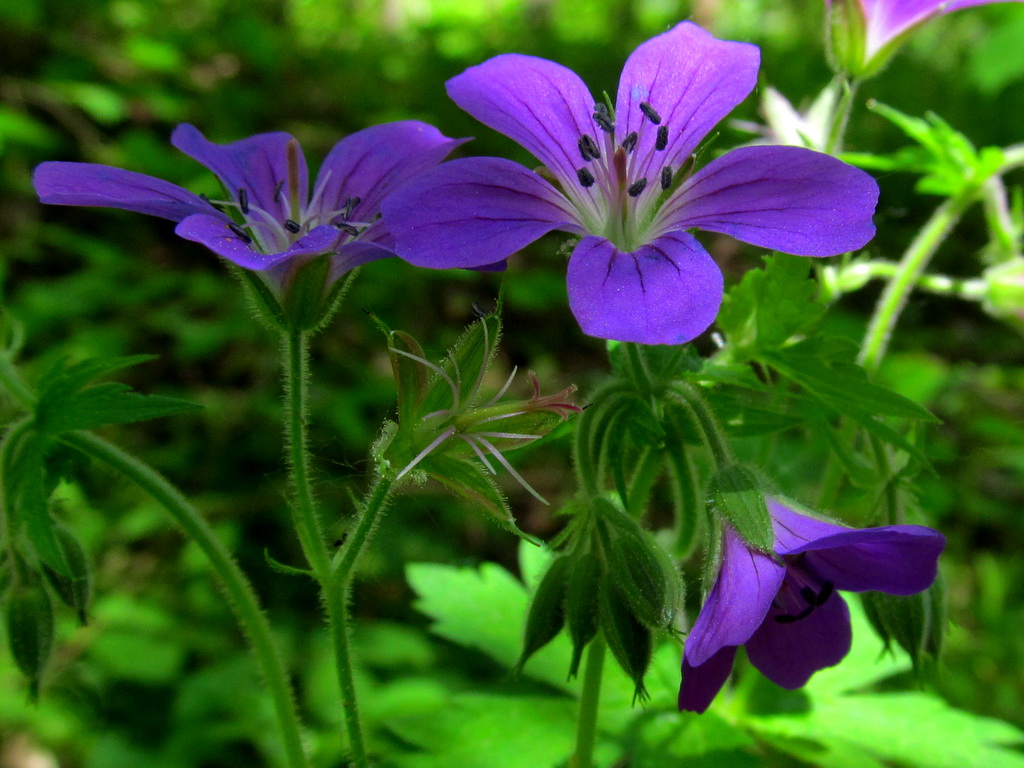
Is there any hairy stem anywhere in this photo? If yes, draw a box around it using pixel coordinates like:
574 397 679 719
61 432 310 768
570 633 607 768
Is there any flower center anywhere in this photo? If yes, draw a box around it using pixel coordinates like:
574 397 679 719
772 559 835 625
570 99 678 252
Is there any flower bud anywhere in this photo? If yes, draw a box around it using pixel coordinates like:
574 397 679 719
862 573 946 673
599 574 653 703
516 555 569 671
4 574 55 700
42 525 93 625
565 547 602 678
602 505 679 630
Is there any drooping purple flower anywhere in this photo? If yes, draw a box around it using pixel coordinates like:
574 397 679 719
678 499 944 713
827 0 1024 76
383 22 879 345
33 122 465 295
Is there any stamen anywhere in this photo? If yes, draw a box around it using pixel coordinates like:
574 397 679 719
286 138 302 217
621 131 639 154
627 178 648 197
199 193 224 211
228 223 252 244
237 187 249 215
593 103 615 134
815 581 835 605
577 134 601 162
655 125 669 151
639 101 662 125
273 180 285 204
800 586 817 606
335 223 359 236
577 167 596 188
284 219 301 233
660 166 673 190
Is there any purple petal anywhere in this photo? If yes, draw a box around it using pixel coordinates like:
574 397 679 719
678 646 737 713
660 146 879 256
33 162 220 222
313 121 468 223
684 526 786 667
175 215 340 271
615 21 760 178
769 501 945 595
446 54 600 192
328 240 395 284
565 231 724 344
171 124 307 222
859 0 1007 57
383 157 580 269
746 592 852 689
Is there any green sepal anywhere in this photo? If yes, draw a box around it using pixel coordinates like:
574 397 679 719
565 547 602 678
707 464 774 553
862 574 946 674
420 454 529 539
386 329 430 427
229 264 288 332
309 267 358 333
282 254 332 331
420 305 502 416
41 525 92 625
515 554 569 671
599 573 653 703
264 549 316 579
4 573 55 700
602 508 679 630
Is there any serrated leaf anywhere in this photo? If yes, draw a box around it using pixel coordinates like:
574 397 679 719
718 255 825 354
34 356 200 435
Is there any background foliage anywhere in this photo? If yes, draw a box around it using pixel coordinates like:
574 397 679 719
2 0 1024 765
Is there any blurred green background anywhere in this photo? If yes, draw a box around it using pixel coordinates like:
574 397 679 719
2 0 1024 765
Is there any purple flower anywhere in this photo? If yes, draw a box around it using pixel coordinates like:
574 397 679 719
383 22 879 345
678 499 944 713
828 0 1024 76
33 122 465 295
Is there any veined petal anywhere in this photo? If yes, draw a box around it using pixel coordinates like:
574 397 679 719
33 162 220 222
660 146 879 256
446 54 601 196
860 0 996 56
684 525 786 667
615 21 759 179
746 592 852 689
383 157 580 269
171 123 307 219
328 240 395 284
678 646 737 713
565 231 724 344
175 215 339 271
313 121 468 224
770 501 945 595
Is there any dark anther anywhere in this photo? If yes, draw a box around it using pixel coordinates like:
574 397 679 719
800 586 817 606
577 167 596 188
577 134 601 161
472 301 488 318
343 196 361 219
228 223 252 243
774 605 815 624
273 180 285 204
639 101 662 125
621 131 639 154
627 177 648 197
237 187 249 214
593 103 615 134
815 581 835 606
660 165 673 190
335 222 359 236
284 219 301 233
655 125 669 151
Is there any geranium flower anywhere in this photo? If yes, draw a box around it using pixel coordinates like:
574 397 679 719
828 0 1024 77
678 499 944 713
383 22 879 345
33 122 465 296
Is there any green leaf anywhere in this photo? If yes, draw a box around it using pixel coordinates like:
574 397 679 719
718 254 825 354
34 356 201 436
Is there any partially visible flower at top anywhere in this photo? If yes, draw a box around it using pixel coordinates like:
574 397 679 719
678 499 944 713
384 22 879 345
33 122 465 326
827 0 1024 78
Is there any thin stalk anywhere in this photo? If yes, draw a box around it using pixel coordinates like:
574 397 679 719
824 77 859 155
858 192 975 374
60 431 310 768
671 382 732 468
282 329 331 581
826 261 986 301
326 475 395 768
570 633 607 768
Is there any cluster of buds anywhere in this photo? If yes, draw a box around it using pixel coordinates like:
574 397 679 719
371 306 579 532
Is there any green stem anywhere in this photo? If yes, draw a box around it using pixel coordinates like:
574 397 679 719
858 192 975 374
825 77 859 155
825 261 987 302
60 431 310 768
570 633 606 768
981 175 1022 260
325 475 395 768
282 329 331 581
670 382 732 467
